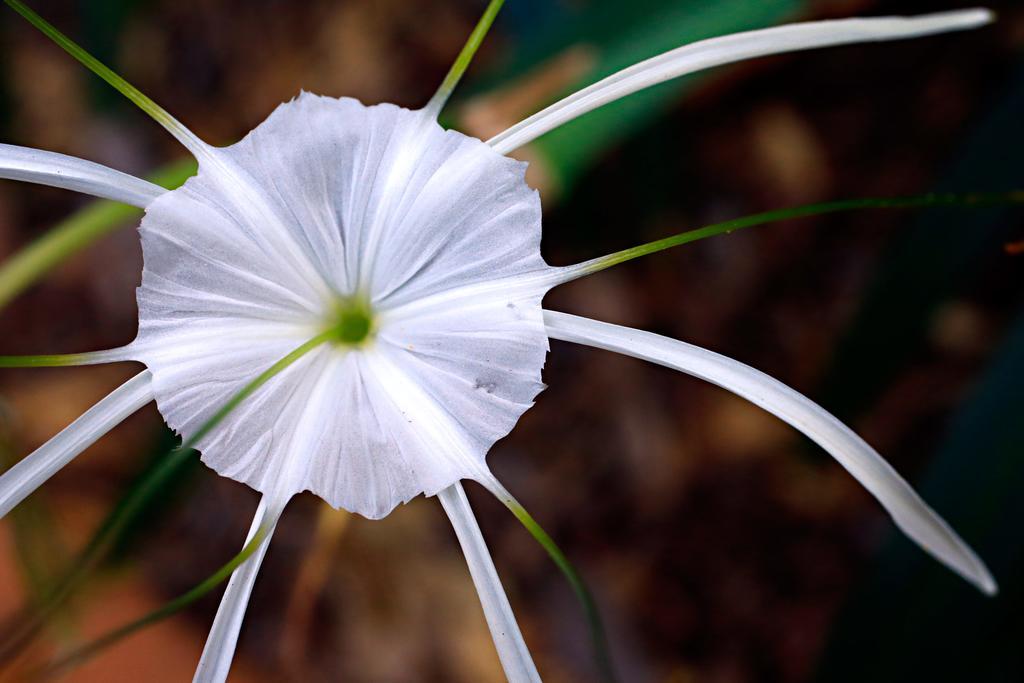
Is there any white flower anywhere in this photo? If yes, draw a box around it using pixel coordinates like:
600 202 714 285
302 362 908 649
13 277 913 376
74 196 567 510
134 93 554 520
0 3 998 682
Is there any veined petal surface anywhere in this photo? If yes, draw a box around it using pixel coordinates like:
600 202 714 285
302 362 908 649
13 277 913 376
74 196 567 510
131 94 552 519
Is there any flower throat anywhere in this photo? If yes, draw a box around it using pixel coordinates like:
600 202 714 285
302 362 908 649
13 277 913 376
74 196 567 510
328 298 374 346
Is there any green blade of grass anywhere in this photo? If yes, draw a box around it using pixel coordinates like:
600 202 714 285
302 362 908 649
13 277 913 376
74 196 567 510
0 158 195 310
39 523 273 678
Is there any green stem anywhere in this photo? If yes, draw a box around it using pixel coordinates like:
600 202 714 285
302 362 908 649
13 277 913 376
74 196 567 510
425 0 505 117
0 354 95 368
0 350 127 368
566 191 1024 280
0 158 195 310
0 330 333 663
40 523 273 678
499 493 617 683
4 1 200 149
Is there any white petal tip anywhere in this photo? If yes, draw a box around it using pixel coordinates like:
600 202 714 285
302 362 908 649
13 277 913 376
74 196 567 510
943 543 998 596
877 8 996 37
941 8 996 29
893 513 998 599
976 571 998 598
937 538 998 597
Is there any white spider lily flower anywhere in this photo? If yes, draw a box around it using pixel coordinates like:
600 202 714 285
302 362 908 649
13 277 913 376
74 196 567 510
133 92 555 519
0 2 998 681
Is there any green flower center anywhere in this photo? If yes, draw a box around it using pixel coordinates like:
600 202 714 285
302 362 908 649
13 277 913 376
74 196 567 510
328 298 374 346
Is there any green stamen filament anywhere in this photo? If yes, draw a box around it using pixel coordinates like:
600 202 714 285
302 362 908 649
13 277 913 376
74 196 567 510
4 1 204 153
567 191 1024 281
6 0 264 209
0 331 333 662
425 0 505 118
490 486 617 683
0 353 99 368
39 523 273 677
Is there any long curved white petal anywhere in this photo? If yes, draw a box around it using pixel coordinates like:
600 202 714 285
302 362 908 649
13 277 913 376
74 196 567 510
438 482 541 683
193 496 286 683
0 370 153 519
488 9 993 154
543 310 996 595
0 143 164 208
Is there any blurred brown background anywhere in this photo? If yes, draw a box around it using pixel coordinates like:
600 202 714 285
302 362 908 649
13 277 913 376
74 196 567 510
0 0 1022 681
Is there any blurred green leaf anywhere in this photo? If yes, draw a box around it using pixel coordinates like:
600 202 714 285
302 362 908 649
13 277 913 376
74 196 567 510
814 63 1024 683
0 157 195 310
468 0 806 189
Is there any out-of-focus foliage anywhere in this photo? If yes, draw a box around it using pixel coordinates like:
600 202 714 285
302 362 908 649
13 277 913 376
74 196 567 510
818 311 1024 681
461 0 805 190
815 63 1024 683
0 0 1020 681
